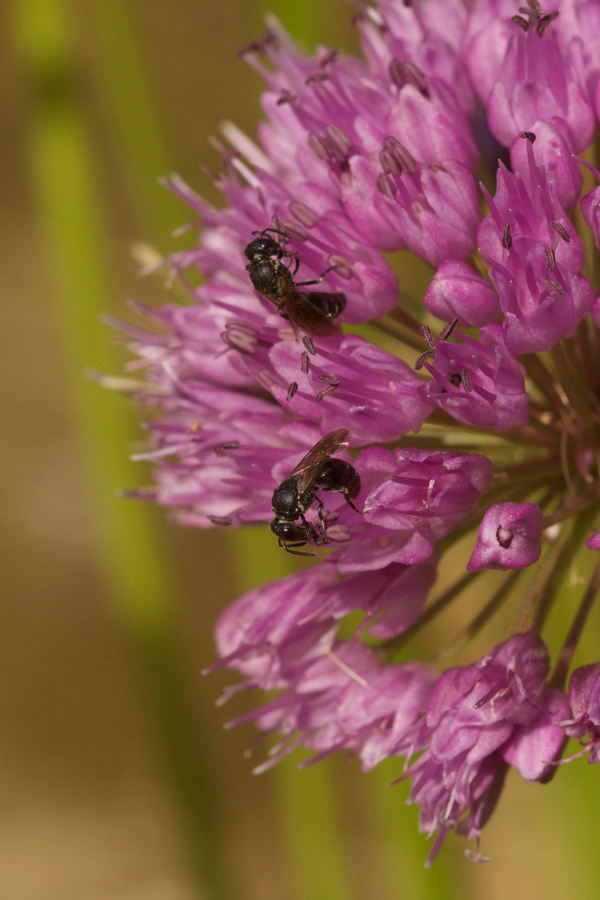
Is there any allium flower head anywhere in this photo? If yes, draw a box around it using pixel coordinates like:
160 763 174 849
109 0 600 866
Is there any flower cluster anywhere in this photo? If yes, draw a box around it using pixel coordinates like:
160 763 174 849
112 0 600 865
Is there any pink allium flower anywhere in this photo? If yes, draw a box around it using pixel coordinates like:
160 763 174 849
467 501 543 571
560 664 600 762
394 633 559 864
108 0 600 866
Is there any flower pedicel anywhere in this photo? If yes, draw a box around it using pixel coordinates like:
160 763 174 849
109 0 600 866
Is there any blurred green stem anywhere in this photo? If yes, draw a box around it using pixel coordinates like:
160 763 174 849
11 1 231 896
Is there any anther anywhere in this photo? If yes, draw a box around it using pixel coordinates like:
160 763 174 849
545 246 556 270
380 149 401 176
316 383 338 402
328 255 353 278
326 124 353 156
289 200 320 229
537 11 559 35
287 381 299 401
308 132 330 160
302 336 316 356
306 72 329 85
414 349 434 370
213 440 240 457
383 137 417 175
421 324 437 349
404 60 429 97
278 217 308 241
388 58 408 88
318 374 340 386
276 90 297 106
239 32 277 56
521 131 536 143
502 223 513 249
544 277 564 295
208 515 233 527
376 173 397 197
301 351 310 374
221 322 259 355
319 49 339 67
512 14 530 29
462 368 473 392
440 318 459 341
551 220 570 242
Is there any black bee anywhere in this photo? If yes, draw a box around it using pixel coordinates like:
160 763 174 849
270 428 362 556
244 228 346 337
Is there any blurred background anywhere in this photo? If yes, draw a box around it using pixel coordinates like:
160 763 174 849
2 1 600 898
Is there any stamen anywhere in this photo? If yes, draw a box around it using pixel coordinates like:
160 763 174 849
325 649 369 686
502 223 512 249
308 132 330 160
388 58 408 88
302 336 316 356
440 318 458 341
318 374 340 386
319 49 339 67
404 60 429 97
208 515 233 526
306 72 329 85
544 277 564 295
278 217 308 241
462 368 473 392
286 381 298 401
383 136 417 175
376 173 397 197
380 148 403 176
415 349 434 370
512 15 530 30
421 324 437 348
537 11 559 35
545 246 555 270
327 255 353 278
221 322 259 354
276 90 296 106
520 131 536 143
289 200 320 229
213 440 240 457
325 123 353 156
301 351 310 374
316 383 338 402
551 220 570 242
239 31 277 56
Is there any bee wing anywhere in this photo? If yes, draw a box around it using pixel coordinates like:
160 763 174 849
281 289 339 337
287 429 351 491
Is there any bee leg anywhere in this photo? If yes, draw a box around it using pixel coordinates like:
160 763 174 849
293 263 340 288
278 537 315 557
341 487 363 514
315 497 326 528
323 485 363 514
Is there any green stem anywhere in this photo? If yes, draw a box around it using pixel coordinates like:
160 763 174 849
520 352 566 417
434 570 522 665
551 340 599 433
379 570 482 660
532 503 600 633
549 558 600 690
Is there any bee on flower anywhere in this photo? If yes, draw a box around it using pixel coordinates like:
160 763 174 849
108 0 600 866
